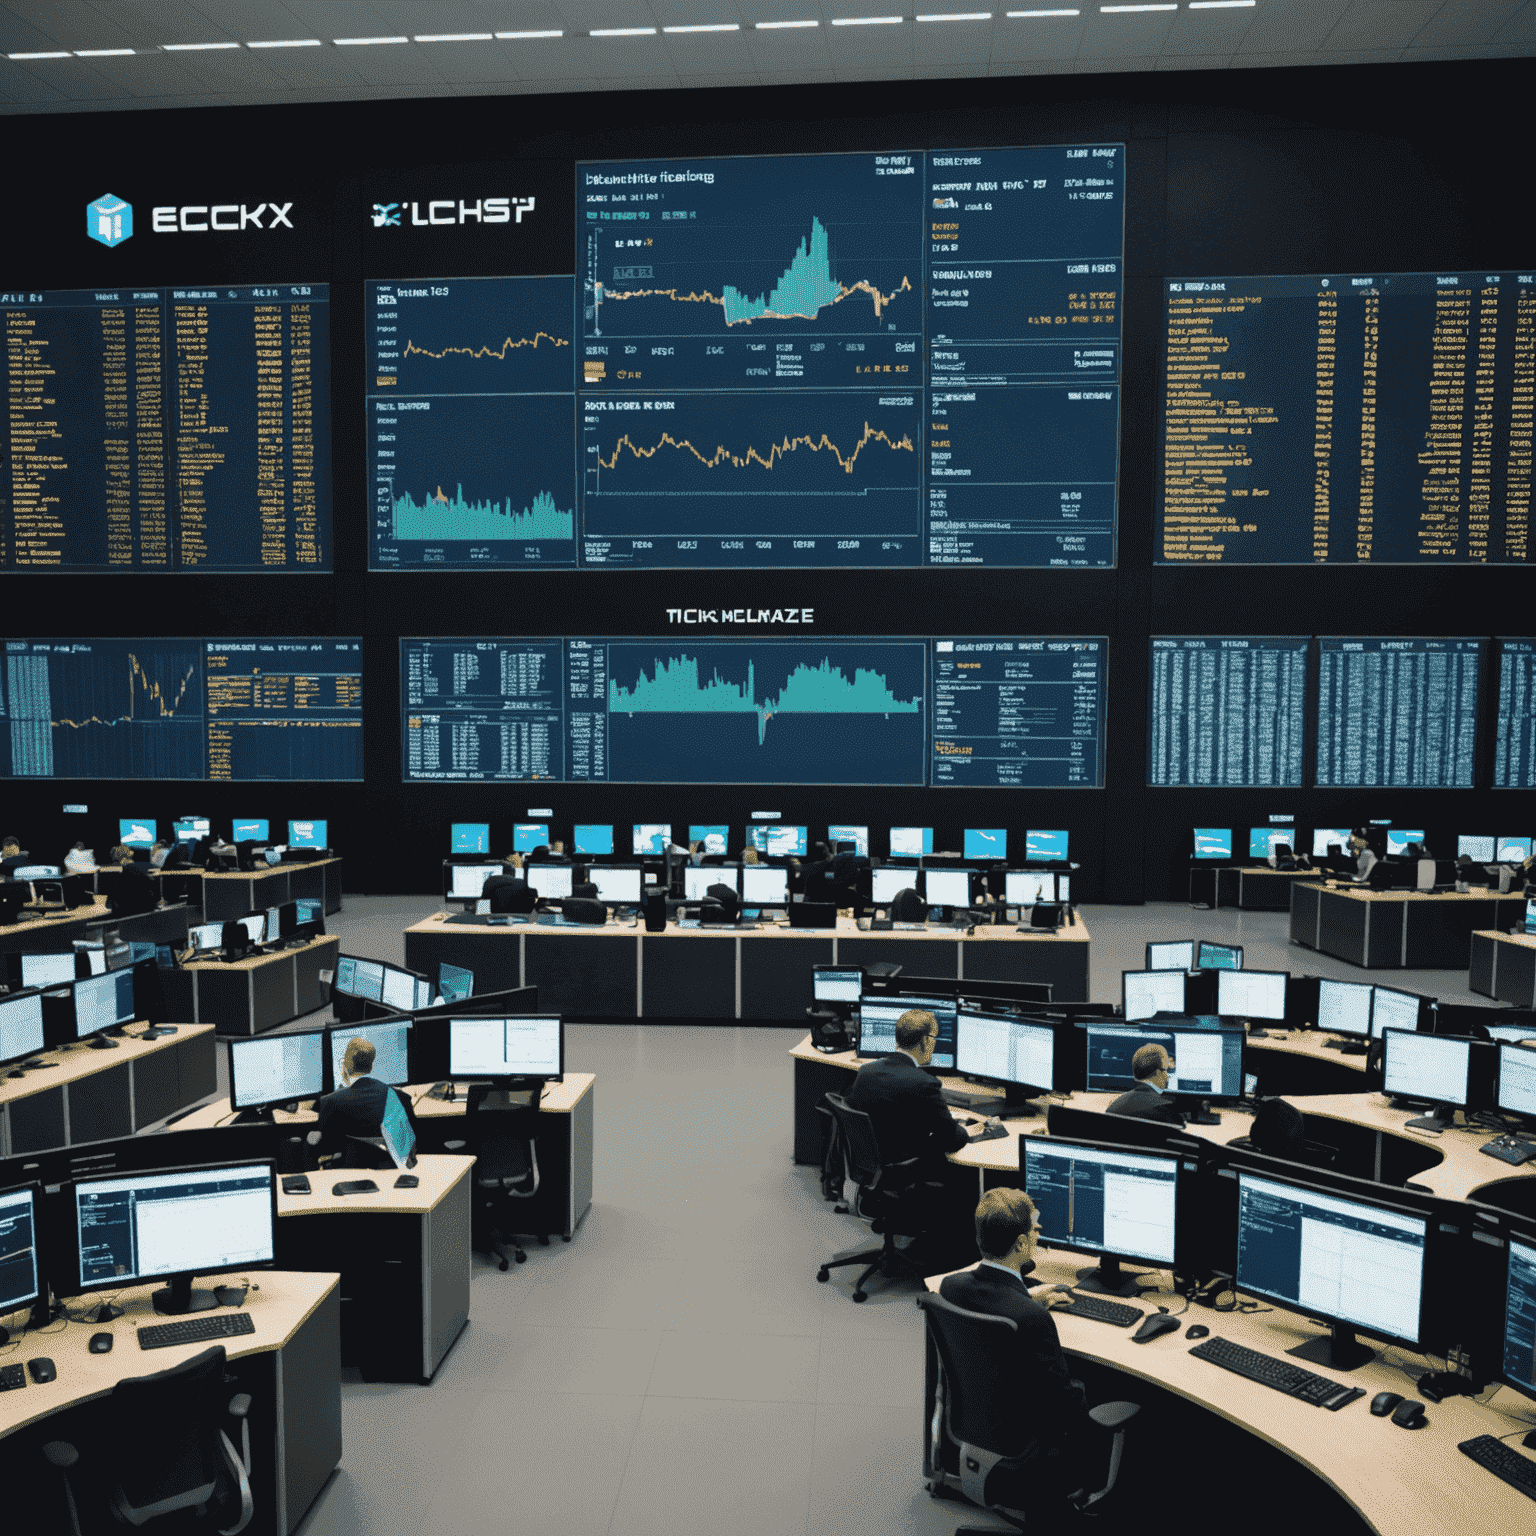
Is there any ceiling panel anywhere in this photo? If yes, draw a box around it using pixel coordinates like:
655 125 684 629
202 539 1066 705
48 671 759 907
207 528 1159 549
1325 0 1446 50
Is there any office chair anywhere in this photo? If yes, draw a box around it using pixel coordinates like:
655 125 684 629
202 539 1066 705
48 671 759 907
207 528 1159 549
891 887 926 923
42 1344 255 1535
917 1292 1140 1531
485 877 537 914
1234 1097 1338 1168
106 869 159 917
560 897 607 925
815 1092 933 1302
454 1083 548 1269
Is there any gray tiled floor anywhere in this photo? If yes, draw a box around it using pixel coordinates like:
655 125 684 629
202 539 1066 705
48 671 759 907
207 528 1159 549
278 896 1503 1536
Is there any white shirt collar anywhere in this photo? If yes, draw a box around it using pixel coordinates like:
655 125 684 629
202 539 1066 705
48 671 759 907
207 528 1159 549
976 1260 1026 1285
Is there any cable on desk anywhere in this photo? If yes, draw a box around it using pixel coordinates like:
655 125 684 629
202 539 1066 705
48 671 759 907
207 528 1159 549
1210 1286 1272 1316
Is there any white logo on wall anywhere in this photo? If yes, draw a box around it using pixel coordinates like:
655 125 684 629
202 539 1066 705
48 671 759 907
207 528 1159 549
370 198 535 228
151 203 295 232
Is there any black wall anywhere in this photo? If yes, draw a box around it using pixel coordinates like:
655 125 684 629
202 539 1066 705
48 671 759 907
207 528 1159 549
3 60 1526 900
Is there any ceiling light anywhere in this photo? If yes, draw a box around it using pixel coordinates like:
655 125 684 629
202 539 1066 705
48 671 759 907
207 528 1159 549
756 18 820 26
592 27 658 36
414 33 494 43
831 16 904 24
1188 1 1255 7
497 30 563 38
76 48 136 56
162 41 241 51
1098 3 1175 9
334 36 409 46
247 39 322 49
9 50 72 58
916 11 992 19
664 24 741 32
1007 7 1080 13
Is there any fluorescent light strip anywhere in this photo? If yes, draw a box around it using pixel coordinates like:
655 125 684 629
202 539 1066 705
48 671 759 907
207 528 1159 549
247 39 322 49
414 33 493 43
162 41 241 51
497 30 563 38
664 23 740 32
9 50 72 58
1099 3 1176 9
1188 1 1255 7
1008 7 1080 13
756 18 819 26
76 48 136 56
334 36 408 46
916 11 993 18
831 15 905 24
591 27 658 36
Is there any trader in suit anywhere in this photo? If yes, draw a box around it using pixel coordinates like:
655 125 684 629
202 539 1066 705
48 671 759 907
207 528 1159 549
0 837 27 874
1106 1043 1186 1126
939 1188 1095 1513
1348 831 1378 883
314 1038 391 1158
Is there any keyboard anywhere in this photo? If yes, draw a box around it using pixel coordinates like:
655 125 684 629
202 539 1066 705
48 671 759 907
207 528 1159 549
0 1363 25 1391
968 1121 1009 1142
332 1179 379 1196
1056 1294 1145 1327
1480 1138 1536 1166
138 1311 255 1351
1458 1435 1536 1502
1189 1335 1365 1410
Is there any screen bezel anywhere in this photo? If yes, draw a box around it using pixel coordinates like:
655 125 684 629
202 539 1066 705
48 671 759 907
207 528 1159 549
1381 1027 1472 1108
1120 968 1186 1021
740 864 790 907
572 824 615 856
588 865 643 906
1317 977 1374 1038
0 1180 42 1314
70 969 136 1041
1144 941 1194 972
1080 1020 1244 1100
1215 968 1287 1021
325 1019 413 1089
921 867 975 909
450 822 491 854
446 1013 565 1084
1497 1042 1536 1125
954 1006 1056 1094
227 1029 328 1110
857 993 959 1067
1021 1134 1182 1269
1196 941 1244 970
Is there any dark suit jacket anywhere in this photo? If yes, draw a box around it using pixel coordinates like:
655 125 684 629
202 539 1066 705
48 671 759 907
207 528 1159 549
847 1051 968 1168
1106 1079 1185 1126
938 1264 1089 1437
315 1075 391 1155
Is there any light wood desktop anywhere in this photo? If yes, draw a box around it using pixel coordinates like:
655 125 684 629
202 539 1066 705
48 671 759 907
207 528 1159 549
163 934 341 1037
95 857 343 923
1470 927 1536 1008
0 1270 341 1536
1291 881 1525 969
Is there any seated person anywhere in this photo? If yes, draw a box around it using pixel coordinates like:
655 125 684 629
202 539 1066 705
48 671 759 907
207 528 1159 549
1106 1043 1186 1126
0 836 28 874
938 1189 1097 1512
314 1037 392 1160
1347 832 1377 884
147 840 172 869
62 841 95 874
104 862 158 916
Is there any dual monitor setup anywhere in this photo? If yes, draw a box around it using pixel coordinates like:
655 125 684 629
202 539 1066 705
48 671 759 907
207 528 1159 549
1195 827 1536 864
0 964 147 1074
113 818 329 853
184 899 324 961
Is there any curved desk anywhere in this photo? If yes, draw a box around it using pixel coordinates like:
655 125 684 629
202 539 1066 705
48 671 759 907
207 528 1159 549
1470 927 1536 1008
1290 881 1525 969
0 1270 341 1536
161 934 341 1037
94 858 344 922
0 894 192 954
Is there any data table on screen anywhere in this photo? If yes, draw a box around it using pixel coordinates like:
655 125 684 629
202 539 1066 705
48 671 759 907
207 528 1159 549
1160 271 1535 565
367 277 576 570
1315 638 1481 788
930 637 1105 788
1148 637 1308 787
1495 640 1536 788
1 284 330 571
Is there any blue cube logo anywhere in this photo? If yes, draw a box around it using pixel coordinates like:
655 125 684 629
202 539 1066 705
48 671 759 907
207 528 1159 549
87 193 132 248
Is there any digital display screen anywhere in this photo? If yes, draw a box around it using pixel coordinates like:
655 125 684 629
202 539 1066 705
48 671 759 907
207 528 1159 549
1496 642 1536 788
688 825 727 855
632 824 672 856
685 866 735 901
1249 829 1295 858
1383 1031 1471 1106
872 866 916 904
1313 828 1352 856
889 826 933 858
859 994 958 1070
923 868 972 907
956 1010 1054 1091
513 824 551 853
827 824 869 856
747 824 808 857
452 823 490 854
1007 871 1056 906
232 819 269 843
588 866 641 905
1024 1140 1177 1265
1386 829 1425 856
1193 829 1231 860
448 1015 561 1078
449 864 500 898
964 829 1007 859
573 824 614 855
742 865 789 905
1027 829 1069 862
526 865 573 901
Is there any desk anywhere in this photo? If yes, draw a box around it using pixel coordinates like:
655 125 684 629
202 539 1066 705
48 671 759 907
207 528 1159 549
1469 928 1536 1007
96 859 343 923
919 1255 1536 1536
161 935 340 1037
404 912 1091 1021
0 1023 216 1156
0 1270 340 1536
0 894 191 955
1190 865 1318 910
1290 882 1525 968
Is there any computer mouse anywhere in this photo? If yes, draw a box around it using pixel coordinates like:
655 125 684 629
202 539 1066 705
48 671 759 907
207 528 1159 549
1391 1400 1427 1429
26 1357 56 1383
1185 1324 1210 1341
1370 1392 1404 1417
1131 1313 1182 1343
88 1332 113 1354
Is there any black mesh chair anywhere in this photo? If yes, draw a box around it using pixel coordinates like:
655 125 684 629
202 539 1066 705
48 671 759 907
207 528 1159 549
815 1092 933 1302
485 877 537 914
891 887 926 923
917 1292 1139 1531
42 1345 255 1535
454 1083 548 1269
1233 1097 1338 1168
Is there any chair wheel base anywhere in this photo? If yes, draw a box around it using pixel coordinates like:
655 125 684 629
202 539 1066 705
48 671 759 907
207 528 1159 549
852 1290 867 1303
498 1258 509 1272
816 1268 830 1283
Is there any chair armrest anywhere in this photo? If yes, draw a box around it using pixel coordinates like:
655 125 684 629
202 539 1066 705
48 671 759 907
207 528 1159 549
42 1441 79 1470
1088 1401 1140 1432
443 1139 468 1153
227 1393 252 1420
305 1131 322 1147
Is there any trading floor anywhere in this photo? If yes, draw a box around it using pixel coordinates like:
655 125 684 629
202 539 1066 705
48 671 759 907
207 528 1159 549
218 895 1520 1536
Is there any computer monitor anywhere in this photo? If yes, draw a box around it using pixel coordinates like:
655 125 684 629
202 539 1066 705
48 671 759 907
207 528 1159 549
1217 969 1287 1022
1498 835 1534 864
573 824 613 856
1231 1169 1429 1369
11 864 61 881
748 824 807 858
1026 829 1069 862
688 824 728 855
1382 1028 1486 1111
888 826 933 858
923 868 973 909
1500 1230 1536 1402
327 1019 411 1088
448 863 501 900
1121 969 1185 1021
188 921 225 953
228 1030 326 1117
955 1008 1055 1100
451 823 490 854
1527 899 1536 937
0 991 45 1069
173 817 211 843
1248 828 1294 859
380 965 429 1013
1145 941 1194 972
438 962 474 1004
1387 829 1426 857
378 1087 417 1169
232 819 269 844
685 865 737 901
1482 1019 1536 1045
1497 1043 1536 1124
964 828 1007 860
588 866 642 906
236 914 266 945
447 1015 563 1084
812 967 864 1005
827 824 869 857
1317 978 1373 1038
632 824 672 857
1196 941 1243 971
1370 985 1424 1038
858 993 958 1071
334 955 385 1003
21 952 76 989
1006 871 1056 906
118 818 156 849
288 820 327 849
742 865 789 907
525 864 573 901
1023 1137 1179 1295
1313 827 1353 857
1083 1022 1244 1100
74 1161 277 1315
1193 829 1231 860
71 969 136 1041
872 866 916 904
513 823 550 854
0 1183 40 1315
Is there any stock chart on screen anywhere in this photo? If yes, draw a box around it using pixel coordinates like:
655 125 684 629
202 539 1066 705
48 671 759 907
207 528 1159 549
1 638 362 780
401 636 1106 786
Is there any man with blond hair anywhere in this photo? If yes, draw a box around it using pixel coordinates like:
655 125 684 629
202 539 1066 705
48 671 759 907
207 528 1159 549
315 1036 391 1157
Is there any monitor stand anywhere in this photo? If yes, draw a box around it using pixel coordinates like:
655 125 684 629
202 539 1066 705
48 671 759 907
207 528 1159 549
1404 1103 1457 1132
152 1274 220 1316
427 1081 457 1101
1185 1098 1222 1126
1322 1037 1370 1055
999 1086 1045 1118
229 1106 276 1126
87 1033 120 1049
1286 1323 1376 1372
1075 1257 1149 1298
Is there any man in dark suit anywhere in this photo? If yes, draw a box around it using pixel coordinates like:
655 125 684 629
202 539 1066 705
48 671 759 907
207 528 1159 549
1107 1043 1186 1126
315 1037 392 1159
939 1188 1096 1512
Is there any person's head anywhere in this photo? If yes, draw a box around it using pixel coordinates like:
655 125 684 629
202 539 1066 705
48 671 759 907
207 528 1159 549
506 851 523 870
895 1008 940 1066
1132 1042 1174 1090
72 841 85 852
342 1038 376 1082
1 837 18 855
811 841 830 865
742 847 759 865
974 1187 1039 1267
549 840 564 856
